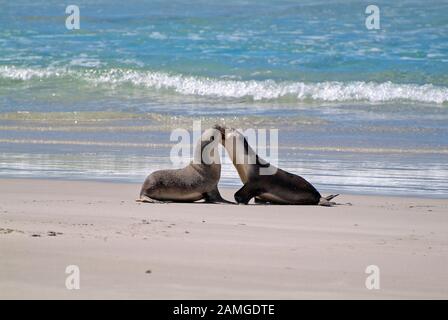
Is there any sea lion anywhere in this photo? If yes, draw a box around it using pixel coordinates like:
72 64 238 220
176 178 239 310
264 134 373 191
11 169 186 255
215 125 338 206
138 128 231 204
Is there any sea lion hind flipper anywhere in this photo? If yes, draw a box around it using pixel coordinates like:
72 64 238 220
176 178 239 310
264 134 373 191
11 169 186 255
318 200 336 206
324 194 339 201
203 187 234 204
318 196 340 207
317 194 340 206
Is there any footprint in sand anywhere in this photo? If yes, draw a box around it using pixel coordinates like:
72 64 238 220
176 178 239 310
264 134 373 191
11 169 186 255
47 231 63 237
0 228 25 235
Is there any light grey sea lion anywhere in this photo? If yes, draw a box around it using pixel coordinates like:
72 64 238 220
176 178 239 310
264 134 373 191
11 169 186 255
215 125 338 206
138 128 231 204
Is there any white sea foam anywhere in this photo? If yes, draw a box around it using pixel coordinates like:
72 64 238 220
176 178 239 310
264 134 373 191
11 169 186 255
149 32 167 40
1 66 448 104
87 69 448 104
69 58 103 68
0 65 66 80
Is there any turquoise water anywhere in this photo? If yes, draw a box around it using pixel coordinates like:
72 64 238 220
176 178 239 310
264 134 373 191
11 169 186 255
1 0 448 197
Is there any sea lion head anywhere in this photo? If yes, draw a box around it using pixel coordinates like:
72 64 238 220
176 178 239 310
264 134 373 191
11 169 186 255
215 125 273 180
215 126 252 165
193 127 222 165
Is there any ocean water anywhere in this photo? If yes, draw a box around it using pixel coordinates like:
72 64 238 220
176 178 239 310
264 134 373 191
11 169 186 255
1 0 447 197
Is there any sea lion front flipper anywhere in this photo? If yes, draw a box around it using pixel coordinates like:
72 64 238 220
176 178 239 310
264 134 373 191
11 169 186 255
203 187 234 204
234 183 261 205
254 197 270 204
136 195 168 204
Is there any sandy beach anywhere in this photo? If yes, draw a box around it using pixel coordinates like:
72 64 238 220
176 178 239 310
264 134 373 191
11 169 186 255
0 178 447 299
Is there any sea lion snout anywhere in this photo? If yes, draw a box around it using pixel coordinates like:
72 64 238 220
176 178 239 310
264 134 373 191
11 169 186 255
213 124 229 142
213 125 241 150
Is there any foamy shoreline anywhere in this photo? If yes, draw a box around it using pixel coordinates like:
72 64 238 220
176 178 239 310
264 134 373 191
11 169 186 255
0 178 447 299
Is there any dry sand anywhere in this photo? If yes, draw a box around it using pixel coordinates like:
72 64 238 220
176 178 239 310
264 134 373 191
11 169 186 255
0 178 447 299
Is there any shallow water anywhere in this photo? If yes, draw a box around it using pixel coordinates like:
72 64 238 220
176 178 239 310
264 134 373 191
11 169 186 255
1 0 448 197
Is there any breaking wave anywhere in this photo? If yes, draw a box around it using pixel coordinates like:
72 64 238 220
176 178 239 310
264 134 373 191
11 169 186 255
1 66 448 104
